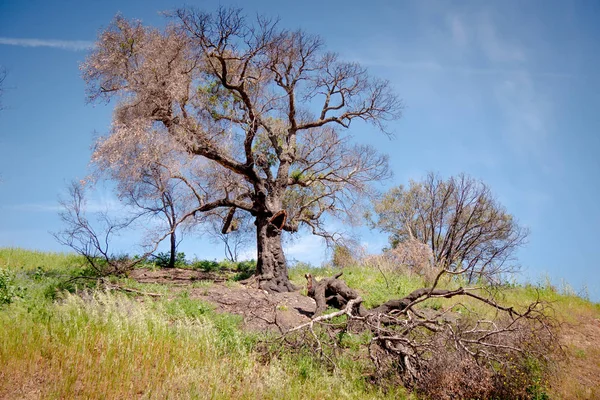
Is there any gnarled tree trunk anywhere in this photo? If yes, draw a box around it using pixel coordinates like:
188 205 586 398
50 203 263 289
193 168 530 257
255 214 296 292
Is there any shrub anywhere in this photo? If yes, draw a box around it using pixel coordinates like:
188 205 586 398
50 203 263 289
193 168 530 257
0 269 26 305
233 260 256 280
331 245 357 268
191 259 220 272
416 353 494 400
153 252 187 268
411 316 556 400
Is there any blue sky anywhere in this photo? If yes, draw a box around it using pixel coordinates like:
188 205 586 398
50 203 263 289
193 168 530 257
1 0 599 300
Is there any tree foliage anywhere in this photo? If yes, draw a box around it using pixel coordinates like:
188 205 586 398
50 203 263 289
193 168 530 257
373 173 529 282
82 8 402 291
92 127 197 268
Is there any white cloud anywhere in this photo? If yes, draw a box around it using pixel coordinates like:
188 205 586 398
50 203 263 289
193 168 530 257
7 203 63 212
440 11 555 169
0 37 93 51
493 73 554 170
7 196 128 214
447 14 468 48
475 15 526 64
344 54 571 80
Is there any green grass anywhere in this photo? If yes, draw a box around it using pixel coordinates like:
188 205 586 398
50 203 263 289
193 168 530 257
291 262 598 322
0 248 407 399
0 247 84 272
1 248 598 399
288 262 600 400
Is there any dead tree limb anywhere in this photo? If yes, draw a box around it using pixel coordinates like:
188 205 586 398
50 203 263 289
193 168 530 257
221 207 237 234
291 272 559 398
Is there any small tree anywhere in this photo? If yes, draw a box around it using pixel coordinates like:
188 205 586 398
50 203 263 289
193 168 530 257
92 129 198 269
119 166 186 268
82 8 402 292
54 181 189 274
373 173 528 282
54 182 138 274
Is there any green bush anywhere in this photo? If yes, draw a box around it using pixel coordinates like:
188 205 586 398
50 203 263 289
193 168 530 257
189 259 256 278
0 269 26 305
191 259 221 272
153 252 187 268
233 260 256 280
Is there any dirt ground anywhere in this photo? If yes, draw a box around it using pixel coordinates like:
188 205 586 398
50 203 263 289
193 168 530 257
129 268 315 332
552 313 600 399
129 267 236 285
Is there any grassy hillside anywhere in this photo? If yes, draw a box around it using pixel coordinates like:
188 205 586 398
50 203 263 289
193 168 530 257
0 248 598 399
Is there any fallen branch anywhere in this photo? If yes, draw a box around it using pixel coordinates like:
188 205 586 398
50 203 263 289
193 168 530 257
285 271 559 398
286 296 363 334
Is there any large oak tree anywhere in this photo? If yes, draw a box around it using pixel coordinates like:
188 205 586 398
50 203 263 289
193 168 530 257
83 8 402 292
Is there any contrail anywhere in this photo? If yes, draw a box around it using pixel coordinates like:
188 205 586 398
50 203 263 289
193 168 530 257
0 37 93 51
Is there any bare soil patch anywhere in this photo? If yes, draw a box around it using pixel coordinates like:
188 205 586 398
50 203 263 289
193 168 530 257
129 267 315 331
128 267 235 284
553 313 600 399
189 284 315 331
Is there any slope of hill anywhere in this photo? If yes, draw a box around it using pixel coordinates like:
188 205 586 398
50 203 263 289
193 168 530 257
0 248 598 399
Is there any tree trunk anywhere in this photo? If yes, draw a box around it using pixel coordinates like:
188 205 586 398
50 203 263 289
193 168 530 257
255 215 297 292
168 230 176 268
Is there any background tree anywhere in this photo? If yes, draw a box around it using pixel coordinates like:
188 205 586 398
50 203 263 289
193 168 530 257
330 238 364 268
92 128 199 268
373 173 529 282
54 182 147 274
117 166 187 269
82 8 402 292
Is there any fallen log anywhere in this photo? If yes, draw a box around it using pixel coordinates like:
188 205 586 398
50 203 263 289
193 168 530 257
304 273 516 318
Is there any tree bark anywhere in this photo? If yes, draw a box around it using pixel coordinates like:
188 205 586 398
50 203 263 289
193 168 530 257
306 272 368 316
255 215 296 292
168 230 176 268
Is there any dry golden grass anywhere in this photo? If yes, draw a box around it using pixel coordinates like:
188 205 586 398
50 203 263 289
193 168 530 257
0 289 404 400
